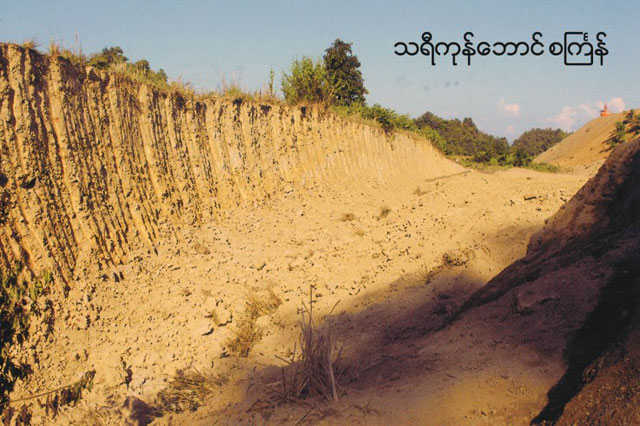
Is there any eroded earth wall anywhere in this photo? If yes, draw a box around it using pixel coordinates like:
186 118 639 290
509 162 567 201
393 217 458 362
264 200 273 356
0 44 458 281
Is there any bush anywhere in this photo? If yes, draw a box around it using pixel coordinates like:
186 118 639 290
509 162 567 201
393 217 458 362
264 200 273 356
511 128 569 157
1 267 53 405
281 56 332 105
88 46 127 69
608 121 627 147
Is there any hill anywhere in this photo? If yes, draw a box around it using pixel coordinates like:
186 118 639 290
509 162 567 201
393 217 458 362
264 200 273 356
534 112 625 175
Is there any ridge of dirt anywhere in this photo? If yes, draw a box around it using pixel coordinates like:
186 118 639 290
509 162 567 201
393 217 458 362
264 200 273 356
534 112 625 175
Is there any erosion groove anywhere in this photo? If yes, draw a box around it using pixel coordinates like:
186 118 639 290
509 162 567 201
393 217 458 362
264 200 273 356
0 44 457 282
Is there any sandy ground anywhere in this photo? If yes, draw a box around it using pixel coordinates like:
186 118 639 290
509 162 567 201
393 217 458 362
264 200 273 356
11 167 587 425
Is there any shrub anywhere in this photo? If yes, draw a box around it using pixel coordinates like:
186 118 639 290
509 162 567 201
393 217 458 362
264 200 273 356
281 56 332 105
1 267 53 405
88 46 127 69
608 121 627 147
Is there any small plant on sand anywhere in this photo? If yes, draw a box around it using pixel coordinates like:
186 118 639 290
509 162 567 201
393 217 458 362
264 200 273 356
277 286 341 402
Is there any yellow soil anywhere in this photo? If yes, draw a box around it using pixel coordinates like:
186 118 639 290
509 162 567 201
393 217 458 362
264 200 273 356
534 112 625 175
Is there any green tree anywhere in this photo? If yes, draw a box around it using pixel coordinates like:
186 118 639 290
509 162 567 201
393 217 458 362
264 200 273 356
414 112 508 158
281 56 332 104
511 128 569 157
323 39 368 106
88 46 127 69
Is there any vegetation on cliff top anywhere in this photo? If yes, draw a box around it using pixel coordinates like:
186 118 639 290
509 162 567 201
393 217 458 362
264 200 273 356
15 40 567 170
608 109 640 147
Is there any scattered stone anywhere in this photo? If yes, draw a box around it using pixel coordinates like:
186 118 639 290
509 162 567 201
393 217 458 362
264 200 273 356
194 242 211 255
288 256 304 271
192 318 214 336
515 288 555 314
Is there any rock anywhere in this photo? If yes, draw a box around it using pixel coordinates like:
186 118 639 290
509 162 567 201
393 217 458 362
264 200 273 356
255 315 271 329
288 256 305 271
192 318 214 336
515 288 555 314
194 243 210 255
122 396 161 425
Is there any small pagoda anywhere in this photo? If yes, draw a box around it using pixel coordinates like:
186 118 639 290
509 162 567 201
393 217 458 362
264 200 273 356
600 103 610 117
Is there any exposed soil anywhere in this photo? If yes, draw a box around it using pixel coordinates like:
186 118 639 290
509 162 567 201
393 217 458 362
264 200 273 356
1 43 638 425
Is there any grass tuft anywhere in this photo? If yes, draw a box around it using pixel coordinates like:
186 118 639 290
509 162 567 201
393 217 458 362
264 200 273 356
226 320 263 358
155 369 228 414
226 288 282 357
277 286 341 402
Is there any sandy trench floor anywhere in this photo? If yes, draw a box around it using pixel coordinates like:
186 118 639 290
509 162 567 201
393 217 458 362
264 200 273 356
12 167 588 425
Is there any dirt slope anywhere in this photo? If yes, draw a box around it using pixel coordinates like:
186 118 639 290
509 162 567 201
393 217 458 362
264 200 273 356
534 112 624 175
461 137 640 424
159 146 640 424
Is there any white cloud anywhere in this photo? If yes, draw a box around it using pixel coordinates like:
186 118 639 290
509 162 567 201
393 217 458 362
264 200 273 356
505 124 517 138
497 98 521 117
608 97 625 112
578 103 599 119
547 97 626 131
550 106 578 131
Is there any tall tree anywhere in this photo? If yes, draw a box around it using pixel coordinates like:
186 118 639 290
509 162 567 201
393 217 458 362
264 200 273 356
323 39 368 106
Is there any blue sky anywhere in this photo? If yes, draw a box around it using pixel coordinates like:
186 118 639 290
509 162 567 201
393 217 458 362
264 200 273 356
1 0 638 140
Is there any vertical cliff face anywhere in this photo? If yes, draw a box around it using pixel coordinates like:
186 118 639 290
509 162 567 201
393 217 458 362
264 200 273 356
0 44 459 282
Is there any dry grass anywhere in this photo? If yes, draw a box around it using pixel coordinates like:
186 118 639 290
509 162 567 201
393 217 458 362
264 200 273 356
47 40 60 57
226 288 282 357
246 287 282 319
22 39 39 50
226 318 263 357
155 369 228 413
276 287 341 402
